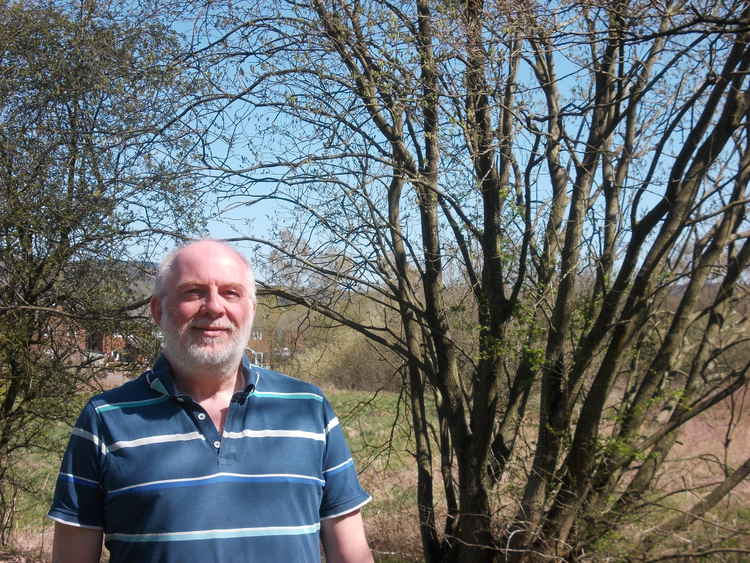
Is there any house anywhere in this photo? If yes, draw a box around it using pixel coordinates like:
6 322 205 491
246 326 271 368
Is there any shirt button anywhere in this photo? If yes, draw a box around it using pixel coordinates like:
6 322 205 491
213 440 221 449
197 413 206 420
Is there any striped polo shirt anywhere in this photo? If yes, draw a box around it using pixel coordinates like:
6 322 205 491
48 355 371 562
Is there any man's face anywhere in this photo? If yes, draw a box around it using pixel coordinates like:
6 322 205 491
151 242 255 374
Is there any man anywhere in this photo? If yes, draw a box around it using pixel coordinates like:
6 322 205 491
49 240 373 563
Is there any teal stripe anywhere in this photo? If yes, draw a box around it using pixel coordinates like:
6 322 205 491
96 396 170 413
253 391 323 402
108 523 320 543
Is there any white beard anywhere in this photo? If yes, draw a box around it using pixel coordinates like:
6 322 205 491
160 309 251 375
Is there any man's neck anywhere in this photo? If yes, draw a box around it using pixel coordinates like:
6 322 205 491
168 358 246 403
170 362 246 433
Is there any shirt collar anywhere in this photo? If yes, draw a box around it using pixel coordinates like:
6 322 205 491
146 353 259 397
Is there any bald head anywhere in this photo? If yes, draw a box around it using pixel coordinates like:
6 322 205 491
153 240 256 305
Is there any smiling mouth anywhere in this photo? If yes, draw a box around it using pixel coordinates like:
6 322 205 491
191 326 232 336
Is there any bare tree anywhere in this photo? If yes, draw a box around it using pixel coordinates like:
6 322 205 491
182 1 750 560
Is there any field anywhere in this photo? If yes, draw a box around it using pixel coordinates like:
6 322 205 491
2 387 748 562
331 390 425 561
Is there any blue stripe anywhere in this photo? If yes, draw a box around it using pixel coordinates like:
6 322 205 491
108 474 324 497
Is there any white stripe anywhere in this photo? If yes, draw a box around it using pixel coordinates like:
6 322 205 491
107 522 320 540
60 472 99 486
71 427 98 445
254 391 323 400
323 458 353 474
108 471 325 494
71 427 108 455
47 514 104 530
109 432 204 452
222 429 325 442
320 496 372 521
325 416 339 434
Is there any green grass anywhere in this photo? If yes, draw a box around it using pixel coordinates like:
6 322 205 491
329 389 426 561
330 388 416 472
9 422 69 531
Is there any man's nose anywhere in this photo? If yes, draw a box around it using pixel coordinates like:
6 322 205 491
202 289 224 315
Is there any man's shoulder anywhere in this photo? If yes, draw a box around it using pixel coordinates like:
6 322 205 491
85 370 155 408
251 366 325 397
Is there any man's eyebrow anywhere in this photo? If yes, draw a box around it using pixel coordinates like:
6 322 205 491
221 283 247 292
175 281 246 290
174 281 208 292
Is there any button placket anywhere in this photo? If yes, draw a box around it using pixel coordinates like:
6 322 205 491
217 394 247 466
194 407 220 451
176 395 221 452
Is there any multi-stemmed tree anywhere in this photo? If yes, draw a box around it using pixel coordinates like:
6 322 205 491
181 1 750 560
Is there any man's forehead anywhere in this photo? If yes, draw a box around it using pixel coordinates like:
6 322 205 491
166 245 249 283
173 277 247 288
175 241 244 264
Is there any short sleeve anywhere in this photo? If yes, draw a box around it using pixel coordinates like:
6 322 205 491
48 401 107 529
319 399 371 520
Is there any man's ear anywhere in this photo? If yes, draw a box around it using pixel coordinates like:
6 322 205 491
150 296 163 325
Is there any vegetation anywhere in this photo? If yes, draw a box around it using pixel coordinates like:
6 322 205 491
0 0 203 539
177 1 750 561
1 0 749 561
